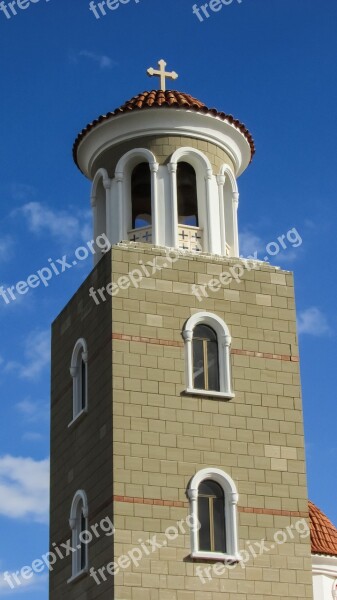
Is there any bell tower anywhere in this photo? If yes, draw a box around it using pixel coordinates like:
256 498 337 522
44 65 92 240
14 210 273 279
50 62 313 600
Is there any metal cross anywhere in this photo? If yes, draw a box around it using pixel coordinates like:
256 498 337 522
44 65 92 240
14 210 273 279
147 59 178 91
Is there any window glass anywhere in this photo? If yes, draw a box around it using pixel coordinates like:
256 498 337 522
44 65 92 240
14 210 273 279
198 480 226 553
81 358 86 411
193 325 220 392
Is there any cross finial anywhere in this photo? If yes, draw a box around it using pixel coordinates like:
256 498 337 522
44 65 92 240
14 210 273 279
147 59 178 92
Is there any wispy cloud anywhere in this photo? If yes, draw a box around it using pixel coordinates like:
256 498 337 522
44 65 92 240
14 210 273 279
4 329 50 380
9 183 36 202
0 573 48 596
13 202 91 245
70 50 116 70
239 231 264 257
297 307 332 337
0 455 49 523
0 236 14 263
22 432 45 443
15 398 49 423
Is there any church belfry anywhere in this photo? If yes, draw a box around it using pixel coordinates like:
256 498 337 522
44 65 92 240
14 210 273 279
50 62 313 600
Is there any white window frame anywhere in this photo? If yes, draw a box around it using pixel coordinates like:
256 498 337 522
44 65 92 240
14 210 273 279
69 338 88 427
68 490 89 582
187 467 240 562
182 312 234 399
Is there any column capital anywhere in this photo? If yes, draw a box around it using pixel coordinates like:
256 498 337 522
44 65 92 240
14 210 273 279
115 172 124 183
90 196 96 208
182 329 193 342
150 162 159 174
217 174 226 186
187 488 198 501
205 168 213 181
167 162 177 174
103 179 112 190
233 192 239 204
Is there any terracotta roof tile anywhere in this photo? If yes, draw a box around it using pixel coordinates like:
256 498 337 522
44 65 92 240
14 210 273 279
309 500 337 556
73 90 255 168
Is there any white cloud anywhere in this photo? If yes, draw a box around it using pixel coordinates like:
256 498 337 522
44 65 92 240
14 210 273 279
239 231 264 258
22 432 45 443
297 307 332 336
5 329 50 380
71 50 116 69
14 202 91 244
0 572 48 595
0 456 49 523
16 398 49 423
0 236 14 263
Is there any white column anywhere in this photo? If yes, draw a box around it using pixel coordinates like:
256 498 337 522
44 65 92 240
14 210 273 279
205 169 214 254
150 162 159 245
232 192 240 257
230 492 240 559
182 329 193 390
187 488 199 554
103 177 112 244
221 333 233 395
90 195 98 265
217 174 227 256
115 172 124 242
168 163 178 248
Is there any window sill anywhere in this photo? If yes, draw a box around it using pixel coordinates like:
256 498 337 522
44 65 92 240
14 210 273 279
67 567 88 584
191 551 241 563
68 408 88 429
185 388 235 400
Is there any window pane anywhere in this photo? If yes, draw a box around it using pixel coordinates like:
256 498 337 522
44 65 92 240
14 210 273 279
81 359 86 411
193 339 205 389
207 340 220 392
198 496 211 551
80 512 86 570
213 496 227 552
194 324 217 342
199 480 223 497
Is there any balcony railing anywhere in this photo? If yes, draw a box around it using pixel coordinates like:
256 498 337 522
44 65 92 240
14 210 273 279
127 224 230 256
128 225 152 244
178 225 203 252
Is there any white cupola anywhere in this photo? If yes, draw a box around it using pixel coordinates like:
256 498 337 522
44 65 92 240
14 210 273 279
73 60 255 264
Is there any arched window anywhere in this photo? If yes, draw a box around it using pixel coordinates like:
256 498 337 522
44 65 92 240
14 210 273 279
198 480 226 552
187 468 240 561
131 162 152 229
68 490 89 581
69 338 88 425
193 325 219 392
177 162 198 226
183 313 234 399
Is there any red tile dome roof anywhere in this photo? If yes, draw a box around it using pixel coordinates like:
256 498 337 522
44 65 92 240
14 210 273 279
73 90 255 167
309 500 337 556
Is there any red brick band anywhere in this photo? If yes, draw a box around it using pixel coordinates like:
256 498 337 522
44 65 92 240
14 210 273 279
113 496 307 518
112 333 298 362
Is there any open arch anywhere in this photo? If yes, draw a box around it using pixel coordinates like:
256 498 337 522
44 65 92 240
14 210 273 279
91 168 111 262
115 148 159 244
217 164 239 257
168 148 213 252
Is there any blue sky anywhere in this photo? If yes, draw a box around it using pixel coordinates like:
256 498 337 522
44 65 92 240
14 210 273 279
0 0 336 597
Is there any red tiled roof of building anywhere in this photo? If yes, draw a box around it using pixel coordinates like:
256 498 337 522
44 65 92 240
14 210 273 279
309 500 337 556
73 90 255 167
